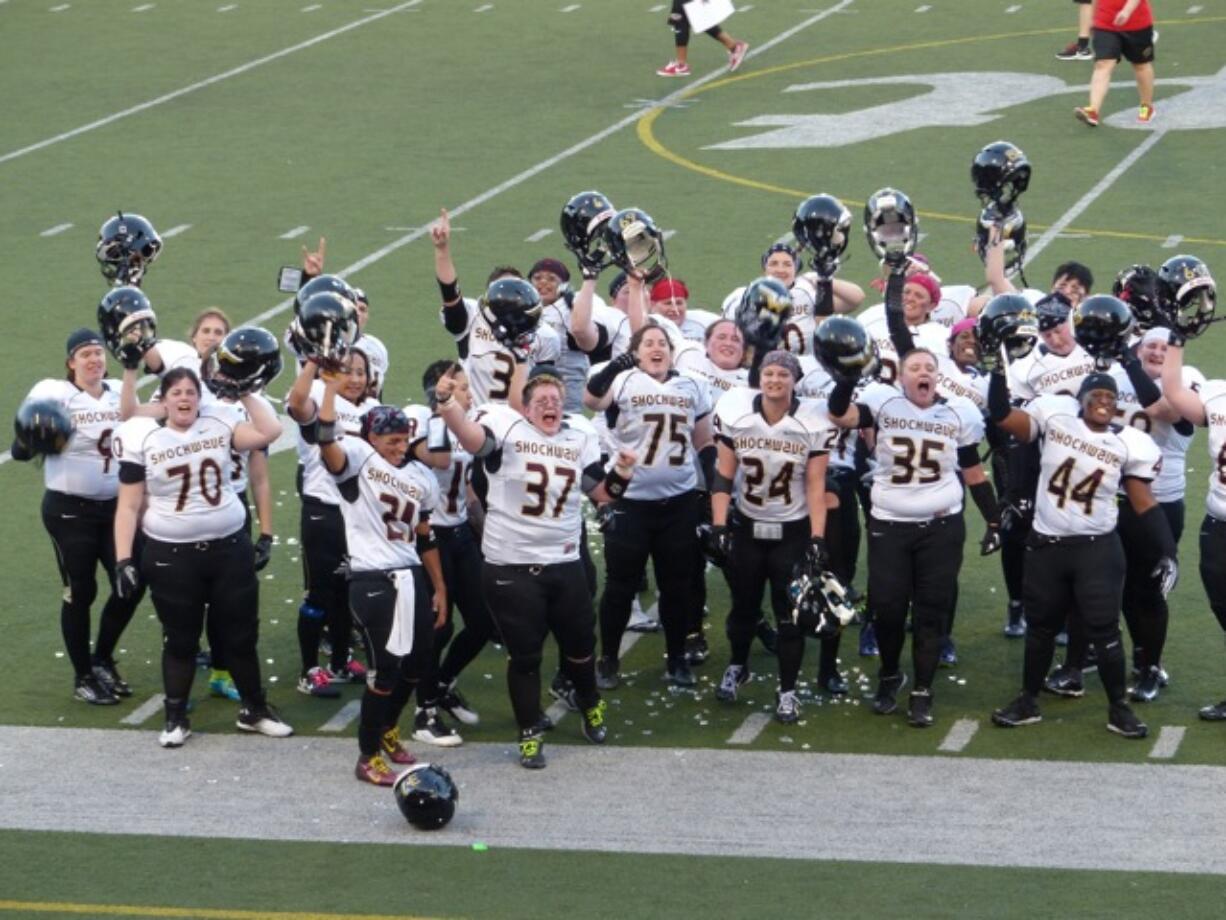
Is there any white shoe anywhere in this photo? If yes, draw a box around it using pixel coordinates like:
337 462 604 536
627 597 661 633
159 719 192 748
412 707 463 747
236 705 294 738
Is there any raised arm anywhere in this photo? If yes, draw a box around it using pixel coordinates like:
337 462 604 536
1159 341 1207 426
233 391 283 452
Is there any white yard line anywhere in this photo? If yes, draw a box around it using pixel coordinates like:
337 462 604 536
279 225 311 239
1149 726 1186 760
1025 130 1168 264
525 228 553 242
0 1 424 166
1162 234 1184 248
937 718 979 752
218 4 237 11
319 700 363 732
120 694 166 726
161 223 192 238
726 712 772 745
39 222 73 237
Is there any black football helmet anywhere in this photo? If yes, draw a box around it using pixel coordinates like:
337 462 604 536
792 193 852 277
602 207 668 282
97 286 158 366
1112 264 1167 332
560 190 617 271
1035 291 1072 332
1156 254 1217 339
971 141 1031 211
290 292 360 372
202 327 283 400
293 274 358 318
96 212 163 286
813 316 879 382
14 399 74 457
393 763 458 830
863 187 918 264
975 205 1028 281
1073 295 1134 369
480 277 542 351
977 293 1038 361
736 277 792 351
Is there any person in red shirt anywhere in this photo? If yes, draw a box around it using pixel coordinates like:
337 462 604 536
1075 0 1157 126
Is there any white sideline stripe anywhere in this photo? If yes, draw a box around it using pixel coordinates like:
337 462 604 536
938 718 979 752
547 602 655 726
1 0 853 471
50 4 70 10
39 222 73 237
1025 129 1167 264
133 3 155 11
161 223 192 238
120 694 166 725
561 4 580 11
1162 234 1184 248
280 225 311 239
915 4 931 11
1188 5 1203 13
727 712 771 745
0 1 423 166
218 4 237 10
1149 726 1185 759
525 228 553 242
319 700 362 732
1005 4 1021 13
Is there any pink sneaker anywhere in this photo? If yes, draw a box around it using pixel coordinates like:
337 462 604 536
728 40 749 72
1074 106 1100 127
656 60 691 77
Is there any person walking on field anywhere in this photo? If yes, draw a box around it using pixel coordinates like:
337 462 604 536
1075 0 1157 126
657 0 748 78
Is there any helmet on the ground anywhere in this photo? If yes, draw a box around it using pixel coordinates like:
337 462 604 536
393 763 458 830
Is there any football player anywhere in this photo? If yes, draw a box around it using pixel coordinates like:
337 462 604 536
13 329 139 705
435 365 636 769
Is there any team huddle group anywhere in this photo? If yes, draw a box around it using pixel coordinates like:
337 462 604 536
12 140 1226 781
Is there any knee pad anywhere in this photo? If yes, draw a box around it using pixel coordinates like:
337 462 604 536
299 602 325 621
508 653 543 677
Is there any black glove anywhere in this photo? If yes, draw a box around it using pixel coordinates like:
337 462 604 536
1152 556 1178 598
999 499 1031 535
698 523 733 567
587 351 638 398
578 253 605 280
596 503 617 534
116 342 146 371
883 250 909 274
115 558 141 601
805 535 830 574
980 526 1002 556
253 534 273 572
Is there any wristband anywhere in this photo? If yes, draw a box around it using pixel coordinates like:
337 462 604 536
437 277 461 304
316 419 337 444
603 468 631 499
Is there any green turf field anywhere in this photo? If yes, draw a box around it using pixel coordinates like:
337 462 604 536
3 0 1226 914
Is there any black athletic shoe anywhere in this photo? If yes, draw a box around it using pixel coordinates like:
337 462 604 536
755 619 778 655
595 655 620 691
873 671 907 715
1107 702 1148 739
581 699 608 744
684 632 709 665
991 693 1042 727
92 659 132 697
665 659 696 688
817 671 849 695
1198 700 1226 722
907 690 934 727
437 683 479 726
519 729 546 769
859 623 879 657
74 674 118 706
1129 666 1163 703
548 672 580 712
1044 664 1085 698
1003 601 1026 639
236 704 294 737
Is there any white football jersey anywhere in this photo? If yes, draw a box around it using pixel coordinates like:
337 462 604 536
713 387 835 523
1199 379 1226 521
781 314 817 356
858 305 950 388
24 378 124 500
651 309 719 343
473 404 603 565
605 369 710 500
541 292 611 413
149 338 201 377
332 437 439 572
1109 364 1203 503
355 333 390 394
295 379 372 504
1025 394 1162 537
404 404 470 528
599 305 634 359
1008 344 1097 402
935 356 989 412
860 389 984 521
930 284 976 328
114 404 246 542
674 349 748 400
441 297 562 406
208 395 275 495
793 360 859 471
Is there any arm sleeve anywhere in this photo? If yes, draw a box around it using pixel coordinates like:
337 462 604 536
884 272 915 357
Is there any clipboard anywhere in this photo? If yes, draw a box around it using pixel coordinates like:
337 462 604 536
683 0 734 33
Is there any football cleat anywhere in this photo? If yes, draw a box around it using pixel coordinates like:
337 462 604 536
208 673 241 702
581 699 608 744
684 632 709 665
380 727 419 766
297 666 341 698
1107 702 1148 739
1129 666 1163 704
548 672 580 712
236 704 294 738
1003 601 1026 639
775 689 800 724
158 718 192 748
666 659 697 688
412 707 463 747
519 730 546 769
1044 664 1085 698
91 660 132 698
74 674 119 706
872 671 907 715
715 664 750 702
991 693 1042 727
1198 700 1226 722
817 671 849 695
437 683 479 726
595 655 620 691
907 690 935 728
626 597 661 632
355 752 400 787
